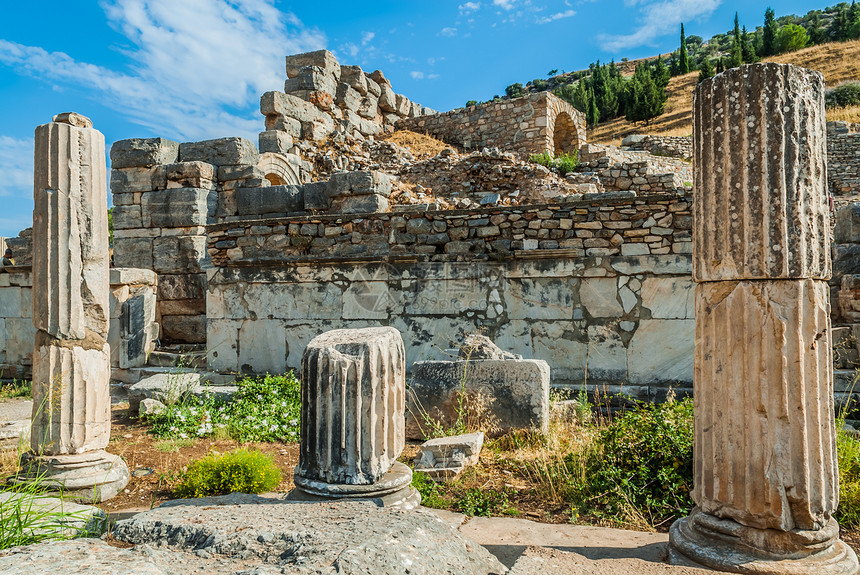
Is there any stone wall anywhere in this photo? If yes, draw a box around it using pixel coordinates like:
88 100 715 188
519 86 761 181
206 193 695 399
621 135 693 161
827 121 860 199
396 92 586 159
110 136 292 343
0 266 34 380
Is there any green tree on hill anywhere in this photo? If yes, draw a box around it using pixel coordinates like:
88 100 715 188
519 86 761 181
776 23 809 53
729 13 743 68
626 62 667 125
762 8 778 56
741 26 758 63
678 23 690 75
698 58 715 83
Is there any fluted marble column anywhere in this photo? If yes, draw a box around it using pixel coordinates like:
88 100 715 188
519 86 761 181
669 64 858 574
16 113 129 502
290 327 418 508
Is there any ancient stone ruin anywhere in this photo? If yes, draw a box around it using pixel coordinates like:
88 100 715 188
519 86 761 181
13 113 129 501
290 326 419 508
669 63 858 574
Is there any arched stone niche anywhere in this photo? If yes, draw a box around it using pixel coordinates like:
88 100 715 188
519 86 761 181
257 152 302 186
552 111 581 155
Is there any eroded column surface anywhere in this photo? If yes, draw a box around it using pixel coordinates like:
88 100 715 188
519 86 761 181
670 63 859 574
291 327 418 508
20 113 128 502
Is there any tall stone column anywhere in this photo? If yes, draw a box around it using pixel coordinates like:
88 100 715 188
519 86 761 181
15 113 129 502
669 64 858 573
289 327 419 508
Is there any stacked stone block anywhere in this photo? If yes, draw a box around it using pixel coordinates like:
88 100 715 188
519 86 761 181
396 92 585 159
110 137 266 343
827 121 860 200
670 63 857 574
207 194 694 265
620 134 693 161
259 50 433 151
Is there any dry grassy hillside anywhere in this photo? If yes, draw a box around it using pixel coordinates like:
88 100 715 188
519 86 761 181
589 40 860 145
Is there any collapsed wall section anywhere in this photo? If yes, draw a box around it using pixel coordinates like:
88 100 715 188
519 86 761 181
396 92 586 159
206 193 695 400
259 50 435 153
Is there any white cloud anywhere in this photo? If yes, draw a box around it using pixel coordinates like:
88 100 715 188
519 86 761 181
599 0 721 51
493 0 516 9
0 0 326 141
459 2 481 13
0 136 33 199
440 27 458 37
537 9 576 23
361 31 375 45
410 71 439 80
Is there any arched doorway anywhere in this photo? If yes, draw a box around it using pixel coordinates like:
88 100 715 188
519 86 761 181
257 152 302 186
553 112 580 155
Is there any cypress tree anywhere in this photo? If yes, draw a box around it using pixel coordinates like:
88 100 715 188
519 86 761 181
762 8 777 56
741 26 758 62
678 23 690 75
698 59 715 84
729 13 743 67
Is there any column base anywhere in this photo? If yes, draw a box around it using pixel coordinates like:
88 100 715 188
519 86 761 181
9 450 130 503
670 508 859 575
288 461 421 509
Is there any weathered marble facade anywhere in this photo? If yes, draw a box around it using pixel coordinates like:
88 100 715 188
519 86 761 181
206 193 695 398
396 92 586 159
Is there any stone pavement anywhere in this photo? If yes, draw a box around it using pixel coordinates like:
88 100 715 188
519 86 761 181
430 509 714 574
0 398 31 449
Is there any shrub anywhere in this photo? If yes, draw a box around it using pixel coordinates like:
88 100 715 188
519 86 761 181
837 422 860 527
528 151 554 169
465 99 478 107
528 151 579 175
570 396 695 526
146 372 301 443
411 471 447 508
456 487 512 517
554 152 579 176
826 82 860 109
174 448 282 498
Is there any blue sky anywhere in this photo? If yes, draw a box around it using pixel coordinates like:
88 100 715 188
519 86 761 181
0 0 830 237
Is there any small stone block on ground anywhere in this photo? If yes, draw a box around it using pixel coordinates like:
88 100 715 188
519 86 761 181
414 432 484 482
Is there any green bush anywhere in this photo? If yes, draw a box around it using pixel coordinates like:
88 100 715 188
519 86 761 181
456 487 512 517
837 422 860 527
528 151 554 169
174 448 282 498
826 82 860 109
570 397 694 525
554 152 579 176
528 151 579 175
411 471 447 508
146 372 301 443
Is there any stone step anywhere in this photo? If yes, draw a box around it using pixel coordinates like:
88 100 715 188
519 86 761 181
147 350 207 369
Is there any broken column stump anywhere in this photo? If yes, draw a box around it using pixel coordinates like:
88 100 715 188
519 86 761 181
669 63 859 574
13 113 129 502
289 326 419 508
